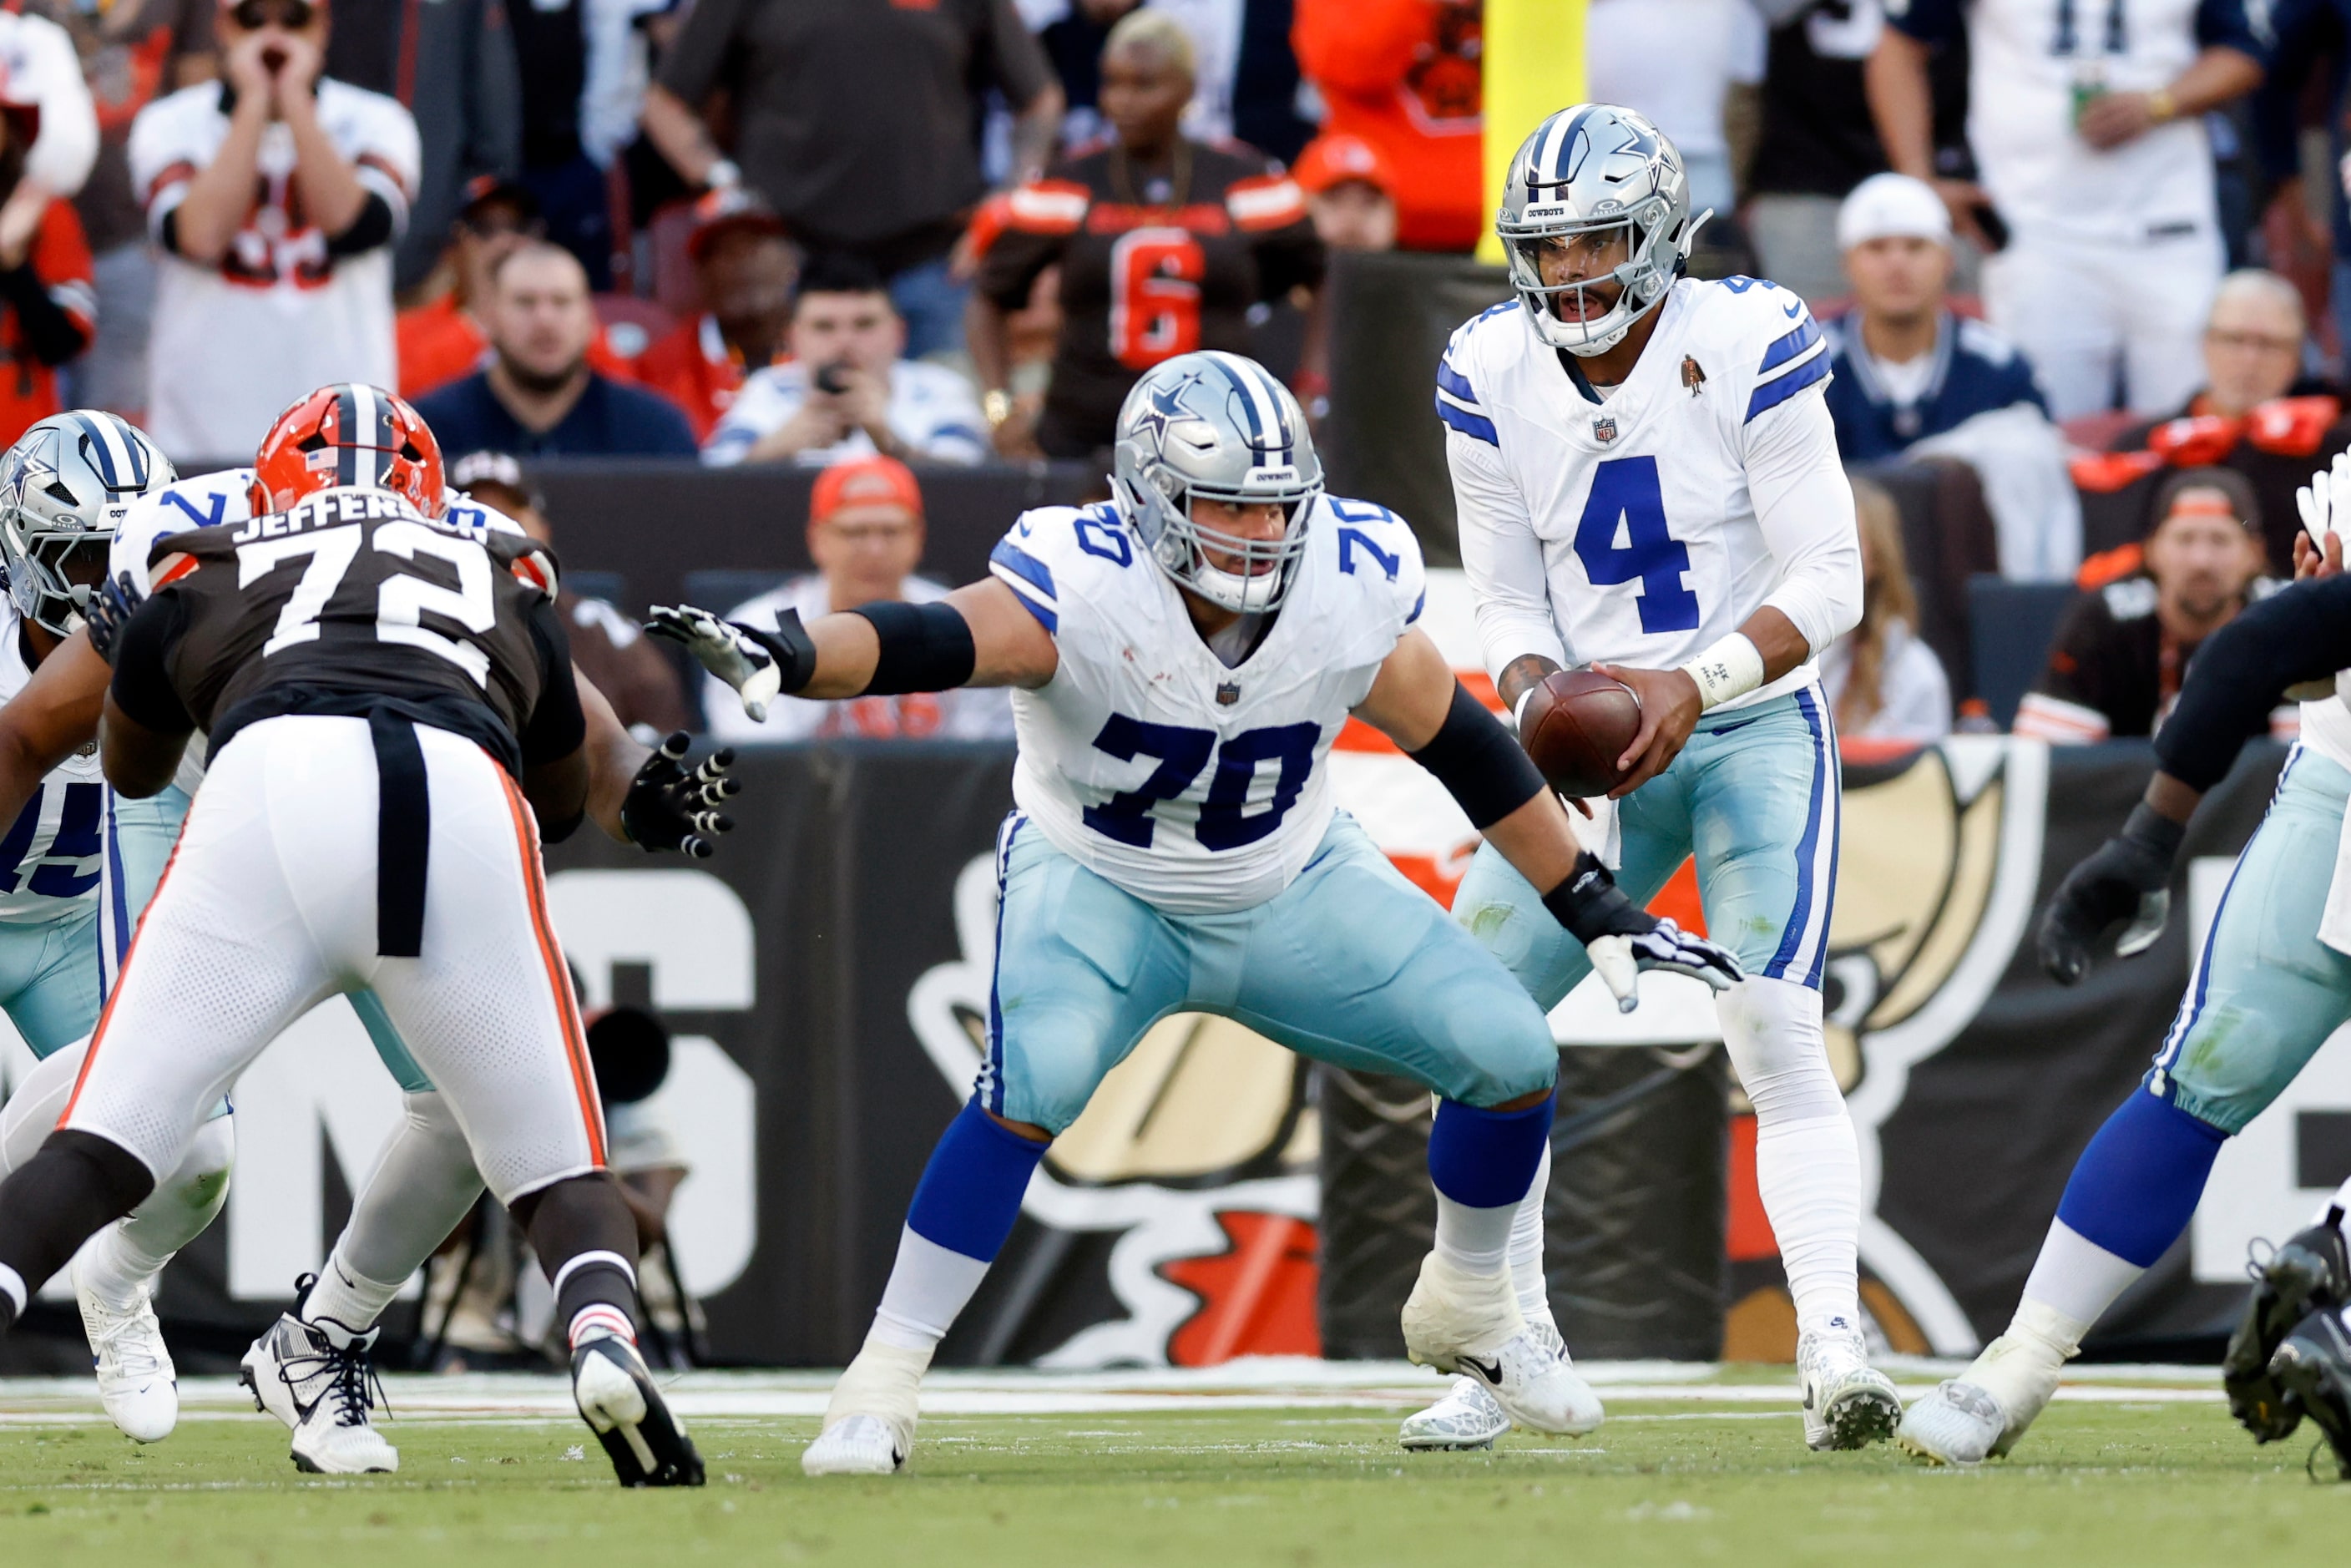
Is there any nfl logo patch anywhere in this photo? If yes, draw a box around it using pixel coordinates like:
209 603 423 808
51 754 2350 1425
1593 417 1618 444
1216 680 1241 706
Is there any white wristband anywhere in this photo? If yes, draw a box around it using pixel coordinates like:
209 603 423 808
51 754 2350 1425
1677 633 1765 713
706 159 741 191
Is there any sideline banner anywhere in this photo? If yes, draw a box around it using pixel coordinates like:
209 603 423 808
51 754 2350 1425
0 738 2325 1371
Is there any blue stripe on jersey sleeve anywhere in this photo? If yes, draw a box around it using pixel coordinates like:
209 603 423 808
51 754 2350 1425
1434 392 1499 446
1745 349 1831 422
1407 587 1426 625
1435 359 1481 407
989 539 1060 633
1757 315 1822 377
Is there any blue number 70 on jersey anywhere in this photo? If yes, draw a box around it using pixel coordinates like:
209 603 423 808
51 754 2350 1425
1572 456 1700 634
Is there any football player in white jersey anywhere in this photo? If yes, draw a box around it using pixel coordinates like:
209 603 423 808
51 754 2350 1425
0 386 736 1472
1900 461 2351 1468
655 348 1743 1475
1411 104 1895 1454
0 413 188 1441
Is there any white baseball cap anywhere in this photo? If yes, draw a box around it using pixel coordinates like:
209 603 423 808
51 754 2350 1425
1837 173 1952 250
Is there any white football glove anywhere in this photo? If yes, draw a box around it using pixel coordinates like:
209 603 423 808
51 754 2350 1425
644 603 811 722
1586 918 1745 1014
2296 451 2351 557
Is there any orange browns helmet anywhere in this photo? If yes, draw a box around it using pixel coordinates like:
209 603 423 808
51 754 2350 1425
250 383 446 517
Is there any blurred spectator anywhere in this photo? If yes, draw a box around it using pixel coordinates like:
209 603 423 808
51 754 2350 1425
2015 467 2270 743
1823 173 2076 579
640 0 1062 361
0 7 99 263
1821 476 1951 741
0 94 93 446
1294 132 1398 252
412 241 696 458
321 0 519 296
702 455 1013 744
129 0 418 458
37 0 212 418
1292 0 1480 252
2126 269 2323 427
1586 0 1766 225
500 0 618 290
635 191 796 443
396 177 635 401
450 448 691 736
970 12 1321 460
2252 0 2351 367
1036 0 1312 163
1868 1 2267 419
704 250 985 468
1747 1 1975 303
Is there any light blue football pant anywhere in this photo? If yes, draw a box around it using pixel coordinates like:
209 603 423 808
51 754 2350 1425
2147 745 2351 1134
1453 688 1842 1005
978 811 1560 1133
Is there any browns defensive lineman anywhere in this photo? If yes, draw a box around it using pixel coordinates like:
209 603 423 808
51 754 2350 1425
0 393 703 1488
972 13 1322 459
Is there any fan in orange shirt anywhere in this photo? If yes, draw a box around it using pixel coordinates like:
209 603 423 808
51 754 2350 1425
397 178 635 400
1292 0 1482 253
0 95 94 446
635 192 797 443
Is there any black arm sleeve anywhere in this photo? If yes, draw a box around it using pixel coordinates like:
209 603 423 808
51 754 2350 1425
1405 681 1548 829
521 598 588 767
108 591 195 736
851 599 978 695
323 191 397 258
2155 573 2351 791
0 261 89 367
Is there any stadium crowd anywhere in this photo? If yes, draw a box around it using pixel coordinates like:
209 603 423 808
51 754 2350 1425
0 0 2336 748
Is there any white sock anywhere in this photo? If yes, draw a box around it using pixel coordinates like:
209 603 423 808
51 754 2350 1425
77 1115 235 1311
2019 1218 2145 1330
1508 1143 1555 1330
336 1091 484 1288
871 1227 992 1352
1433 1191 1516 1277
1720 976 1861 1333
304 1252 407 1329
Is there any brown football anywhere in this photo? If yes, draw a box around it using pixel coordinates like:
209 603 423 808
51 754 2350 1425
1518 669 1641 799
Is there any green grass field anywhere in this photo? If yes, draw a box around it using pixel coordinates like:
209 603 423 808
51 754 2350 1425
1 1373 2345 1567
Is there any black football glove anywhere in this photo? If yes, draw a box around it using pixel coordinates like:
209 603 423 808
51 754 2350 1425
2036 802 2185 986
644 604 817 722
619 731 739 858
80 569 146 665
1542 854 1744 1013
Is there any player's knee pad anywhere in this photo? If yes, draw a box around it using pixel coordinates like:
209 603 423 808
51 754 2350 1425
166 1114 235 1194
1717 975 1843 1125
0 1039 83 1180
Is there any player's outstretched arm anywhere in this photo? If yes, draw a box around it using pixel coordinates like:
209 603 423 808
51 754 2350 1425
2041 569 2351 984
645 578 1059 720
0 626 109 829
1356 628 1742 1010
97 593 196 799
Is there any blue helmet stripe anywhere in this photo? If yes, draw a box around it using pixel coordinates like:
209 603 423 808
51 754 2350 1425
73 412 117 488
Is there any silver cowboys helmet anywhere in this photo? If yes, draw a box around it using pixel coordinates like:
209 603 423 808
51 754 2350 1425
1111 351 1322 614
0 412 174 636
1499 104 1709 357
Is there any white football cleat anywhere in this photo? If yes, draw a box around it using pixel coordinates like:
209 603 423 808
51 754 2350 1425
803 1337 930 1476
1400 1255 1603 1437
72 1252 176 1444
1898 1323 2068 1465
1796 1320 1900 1450
1399 1374 1508 1451
241 1302 398 1475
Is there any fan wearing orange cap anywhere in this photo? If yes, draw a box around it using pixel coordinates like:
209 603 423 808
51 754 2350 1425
2016 468 2278 746
698 455 1012 744
1293 133 1398 255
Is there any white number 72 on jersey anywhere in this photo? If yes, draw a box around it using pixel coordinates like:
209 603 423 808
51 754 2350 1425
235 520 498 685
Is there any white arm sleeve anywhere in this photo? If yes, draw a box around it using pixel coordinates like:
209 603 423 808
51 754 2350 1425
18 16 96 197
1743 392 1863 658
1449 427 1569 685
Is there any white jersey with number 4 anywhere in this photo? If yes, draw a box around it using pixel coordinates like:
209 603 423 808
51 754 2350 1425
988 495 1426 915
1438 279 1862 711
